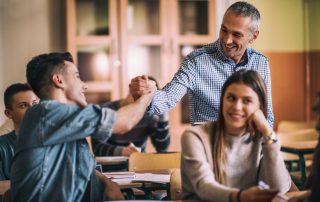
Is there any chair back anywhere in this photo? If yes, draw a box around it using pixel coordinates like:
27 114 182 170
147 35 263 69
128 152 182 200
277 120 316 133
128 152 181 171
278 129 319 144
170 168 182 200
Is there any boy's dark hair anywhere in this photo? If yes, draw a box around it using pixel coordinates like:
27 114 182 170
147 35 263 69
26 52 74 98
4 83 33 109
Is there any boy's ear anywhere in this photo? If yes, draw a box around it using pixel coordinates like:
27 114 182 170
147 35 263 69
5 109 13 119
52 74 64 89
52 74 64 88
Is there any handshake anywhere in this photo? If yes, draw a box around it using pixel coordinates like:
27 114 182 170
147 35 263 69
129 75 158 101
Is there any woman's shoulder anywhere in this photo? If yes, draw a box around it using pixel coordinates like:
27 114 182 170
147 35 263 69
182 122 215 141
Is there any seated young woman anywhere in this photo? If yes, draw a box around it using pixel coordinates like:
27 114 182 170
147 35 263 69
181 69 291 202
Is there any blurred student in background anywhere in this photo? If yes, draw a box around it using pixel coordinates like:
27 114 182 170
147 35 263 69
0 83 38 180
93 76 170 156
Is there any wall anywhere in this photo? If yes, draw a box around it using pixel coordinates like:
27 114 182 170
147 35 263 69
0 0 65 124
307 0 320 118
247 0 319 127
0 0 5 123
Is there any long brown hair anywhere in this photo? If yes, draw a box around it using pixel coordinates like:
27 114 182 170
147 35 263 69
211 69 268 184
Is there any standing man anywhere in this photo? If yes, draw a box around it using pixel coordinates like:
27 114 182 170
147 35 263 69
0 83 38 180
11 52 156 201
130 1 274 126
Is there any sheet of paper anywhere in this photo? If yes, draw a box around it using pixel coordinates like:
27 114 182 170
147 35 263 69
133 173 170 183
103 172 170 184
103 171 135 179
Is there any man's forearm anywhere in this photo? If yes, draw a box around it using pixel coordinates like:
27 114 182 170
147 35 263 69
112 93 154 134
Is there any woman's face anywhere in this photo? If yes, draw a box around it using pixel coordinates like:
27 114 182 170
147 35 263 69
222 83 260 135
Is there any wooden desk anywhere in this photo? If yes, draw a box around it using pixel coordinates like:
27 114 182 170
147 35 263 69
105 201 199 202
281 141 317 154
0 180 10 196
281 140 318 186
115 180 169 200
107 170 172 200
107 194 311 202
96 156 128 172
96 156 128 165
285 190 310 201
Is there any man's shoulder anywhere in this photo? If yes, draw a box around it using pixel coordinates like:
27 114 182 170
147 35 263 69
185 43 218 60
248 47 268 61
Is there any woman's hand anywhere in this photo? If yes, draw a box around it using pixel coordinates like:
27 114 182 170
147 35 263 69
248 109 273 137
240 186 279 202
121 142 141 156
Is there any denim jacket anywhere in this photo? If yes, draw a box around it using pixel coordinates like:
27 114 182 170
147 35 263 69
11 100 115 202
0 131 16 180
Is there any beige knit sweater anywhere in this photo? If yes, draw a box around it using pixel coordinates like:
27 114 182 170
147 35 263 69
181 123 291 202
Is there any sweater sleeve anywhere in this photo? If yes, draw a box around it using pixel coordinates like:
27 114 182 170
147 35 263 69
181 130 238 202
259 140 291 193
150 114 170 152
92 138 124 156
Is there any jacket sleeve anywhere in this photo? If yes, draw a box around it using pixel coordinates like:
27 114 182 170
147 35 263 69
19 101 116 147
150 114 170 152
181 130 238 202
0 151 8 180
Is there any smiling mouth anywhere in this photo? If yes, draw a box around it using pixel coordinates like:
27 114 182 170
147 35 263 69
225 44 236 50
229 113 244 120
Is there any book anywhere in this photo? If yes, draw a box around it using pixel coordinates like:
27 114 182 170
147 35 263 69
133 173 170 184
103 172 170 184
104 171 135 179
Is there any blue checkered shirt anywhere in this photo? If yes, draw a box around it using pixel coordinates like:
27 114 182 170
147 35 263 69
149 39 274 127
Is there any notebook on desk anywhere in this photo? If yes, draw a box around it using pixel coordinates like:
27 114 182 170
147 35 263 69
103 171 170 184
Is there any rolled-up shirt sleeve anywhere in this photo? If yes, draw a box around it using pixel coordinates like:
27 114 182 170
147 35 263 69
93 107 116 142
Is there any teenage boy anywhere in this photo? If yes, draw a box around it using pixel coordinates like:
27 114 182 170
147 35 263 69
0 83 38 180
11 52 156 201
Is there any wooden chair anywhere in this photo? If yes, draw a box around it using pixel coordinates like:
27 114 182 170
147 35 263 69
128 152 182 200
0 180 10 202
128 152 181 171
2 189 11 202
170 168 182 200
277 120 316 133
